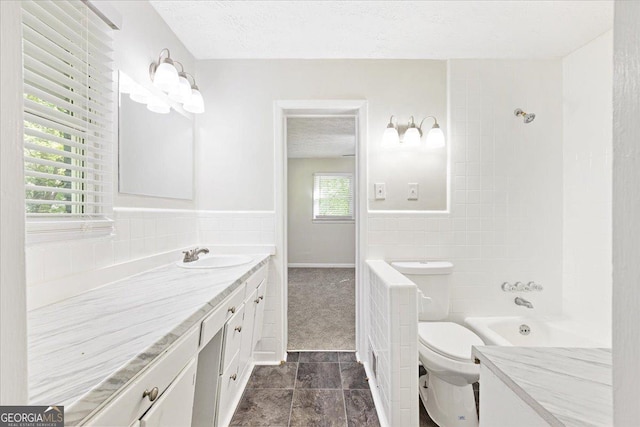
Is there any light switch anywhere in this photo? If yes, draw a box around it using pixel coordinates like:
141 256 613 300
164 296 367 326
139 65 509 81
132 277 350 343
408 183 419 200
374 183 386 200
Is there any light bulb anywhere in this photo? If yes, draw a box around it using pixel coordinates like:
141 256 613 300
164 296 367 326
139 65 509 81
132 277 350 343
403 127 421 146
153 61 179 92
383 127 399 145
129 84 151 104
168 74 192 103
426 125 445 148
183 88 205 114
146 95 170 114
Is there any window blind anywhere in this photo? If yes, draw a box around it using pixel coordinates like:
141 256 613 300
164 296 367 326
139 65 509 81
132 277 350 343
22 0 114 242
313 173 354 221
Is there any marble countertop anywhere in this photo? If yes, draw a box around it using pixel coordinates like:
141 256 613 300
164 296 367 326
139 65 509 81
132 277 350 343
28 254 270 425
472 346 612 427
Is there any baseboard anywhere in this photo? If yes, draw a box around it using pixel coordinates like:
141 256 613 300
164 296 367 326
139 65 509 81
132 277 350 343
287 263 355 268
362 360 390 427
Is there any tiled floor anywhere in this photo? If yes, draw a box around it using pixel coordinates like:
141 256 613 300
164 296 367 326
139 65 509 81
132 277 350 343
230 351 380 426
288 268 356 350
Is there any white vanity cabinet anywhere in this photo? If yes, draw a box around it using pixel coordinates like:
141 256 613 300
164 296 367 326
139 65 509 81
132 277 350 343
140 358 197 427
194 264 270 427
83 261 270 427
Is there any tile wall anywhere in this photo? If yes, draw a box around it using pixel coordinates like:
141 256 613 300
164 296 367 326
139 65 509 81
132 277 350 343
367 59 564 321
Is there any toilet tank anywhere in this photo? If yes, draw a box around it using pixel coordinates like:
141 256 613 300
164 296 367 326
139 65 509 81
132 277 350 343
391 261 453 321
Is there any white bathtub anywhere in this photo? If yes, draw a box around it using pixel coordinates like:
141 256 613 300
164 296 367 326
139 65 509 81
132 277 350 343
464 316 609 347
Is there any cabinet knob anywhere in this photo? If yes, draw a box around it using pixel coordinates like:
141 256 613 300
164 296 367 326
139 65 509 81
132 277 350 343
228 306 236 314
142 387 159 402
254 298 260 304
235 326 242 332
230 373 237 381
259 295 264 301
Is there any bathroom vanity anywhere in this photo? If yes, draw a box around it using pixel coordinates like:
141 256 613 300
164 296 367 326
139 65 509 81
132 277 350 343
472 346 612 427
27 253 271 426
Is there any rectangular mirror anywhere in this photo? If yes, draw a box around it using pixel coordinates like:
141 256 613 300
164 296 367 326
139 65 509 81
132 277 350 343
118 71 194 200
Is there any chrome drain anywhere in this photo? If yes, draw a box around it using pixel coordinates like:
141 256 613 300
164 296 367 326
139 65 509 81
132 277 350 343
519 324 531 335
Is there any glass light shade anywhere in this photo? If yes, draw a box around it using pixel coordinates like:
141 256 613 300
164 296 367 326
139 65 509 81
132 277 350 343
426 126 446 148
183 89 205 114
403 127 421 146
153 61 179 92
146 95 170 114
168 75 192 103
382 127 399 145
129 85 150 104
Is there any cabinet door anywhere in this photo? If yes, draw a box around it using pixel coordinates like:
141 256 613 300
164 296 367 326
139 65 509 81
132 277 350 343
238 288 258 379
252 280 268 348
140 358 197 427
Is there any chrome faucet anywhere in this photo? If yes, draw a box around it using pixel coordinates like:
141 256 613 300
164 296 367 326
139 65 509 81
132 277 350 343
182 247 209 263
515 297 533 309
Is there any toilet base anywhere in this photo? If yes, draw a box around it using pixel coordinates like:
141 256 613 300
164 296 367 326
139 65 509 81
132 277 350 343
419 374 478 427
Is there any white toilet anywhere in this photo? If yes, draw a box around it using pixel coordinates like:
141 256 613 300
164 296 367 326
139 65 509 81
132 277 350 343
391 261 483 427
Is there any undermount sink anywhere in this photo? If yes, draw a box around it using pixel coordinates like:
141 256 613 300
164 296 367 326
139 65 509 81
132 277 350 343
176 254 253 269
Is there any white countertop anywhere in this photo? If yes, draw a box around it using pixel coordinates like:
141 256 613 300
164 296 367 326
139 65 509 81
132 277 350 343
472 346 612 427
27 254 270 425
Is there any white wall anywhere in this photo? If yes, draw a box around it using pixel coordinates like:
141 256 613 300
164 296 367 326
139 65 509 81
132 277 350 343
195 59 447 212
368 60 564 321
613 0 640 424
0 0 28 404
562 31 613 345
288 158 355 265
26 1 200 309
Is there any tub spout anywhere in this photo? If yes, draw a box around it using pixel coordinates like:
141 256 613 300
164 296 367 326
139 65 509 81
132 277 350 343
515 297 533 309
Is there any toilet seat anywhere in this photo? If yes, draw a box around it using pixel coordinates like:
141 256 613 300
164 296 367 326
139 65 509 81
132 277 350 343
419 322 484 362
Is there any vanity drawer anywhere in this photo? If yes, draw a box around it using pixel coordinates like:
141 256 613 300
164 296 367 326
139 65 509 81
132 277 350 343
221 303 245 372
85 326 199 427
216 351 240 427
200 283 246 347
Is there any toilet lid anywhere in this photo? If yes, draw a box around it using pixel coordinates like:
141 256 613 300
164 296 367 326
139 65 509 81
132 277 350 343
419 322 484 362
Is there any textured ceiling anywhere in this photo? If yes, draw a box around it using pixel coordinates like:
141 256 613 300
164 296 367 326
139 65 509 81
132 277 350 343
149 1 613 59
287 117 356 158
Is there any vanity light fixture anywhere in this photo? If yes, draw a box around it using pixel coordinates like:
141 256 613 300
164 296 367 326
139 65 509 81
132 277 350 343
148 48 205 114
383 115 446 148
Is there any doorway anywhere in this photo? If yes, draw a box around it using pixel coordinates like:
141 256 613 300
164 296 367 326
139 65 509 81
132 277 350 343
274 100 367 358
286 115 357 350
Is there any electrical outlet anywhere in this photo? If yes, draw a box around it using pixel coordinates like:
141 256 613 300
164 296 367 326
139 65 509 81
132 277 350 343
408 183 419 200
374 183 386 200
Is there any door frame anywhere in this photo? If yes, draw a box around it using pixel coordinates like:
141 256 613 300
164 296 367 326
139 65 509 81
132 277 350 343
274 100 368 359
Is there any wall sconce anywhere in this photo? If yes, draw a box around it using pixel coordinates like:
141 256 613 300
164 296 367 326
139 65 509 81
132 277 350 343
149 48 205 114
383 115 445 148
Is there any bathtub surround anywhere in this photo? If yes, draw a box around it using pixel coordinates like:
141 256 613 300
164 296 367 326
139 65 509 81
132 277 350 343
613 0 640 424
287 268 355 350
473 346 612 426
562 30 613 345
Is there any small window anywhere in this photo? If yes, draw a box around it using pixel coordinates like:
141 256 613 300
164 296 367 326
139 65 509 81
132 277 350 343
313 173 354 222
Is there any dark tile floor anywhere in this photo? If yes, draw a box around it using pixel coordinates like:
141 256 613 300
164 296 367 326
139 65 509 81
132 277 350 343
230 351 380 426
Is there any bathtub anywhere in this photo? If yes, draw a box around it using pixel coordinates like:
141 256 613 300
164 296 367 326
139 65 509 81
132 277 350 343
464 316 609 347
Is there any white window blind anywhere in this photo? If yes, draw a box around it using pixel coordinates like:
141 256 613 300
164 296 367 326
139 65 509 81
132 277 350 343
313 173 354 221
22 0 114 242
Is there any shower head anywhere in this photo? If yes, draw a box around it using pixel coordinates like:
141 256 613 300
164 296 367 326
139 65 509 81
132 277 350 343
514 108 535 123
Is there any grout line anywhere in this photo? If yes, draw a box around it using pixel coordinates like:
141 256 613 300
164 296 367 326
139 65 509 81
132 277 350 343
339 356 349 426
287 359 298 427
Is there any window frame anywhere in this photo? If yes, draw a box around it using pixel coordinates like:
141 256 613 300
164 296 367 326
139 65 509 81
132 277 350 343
22 0 114 244
312 172 355 223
